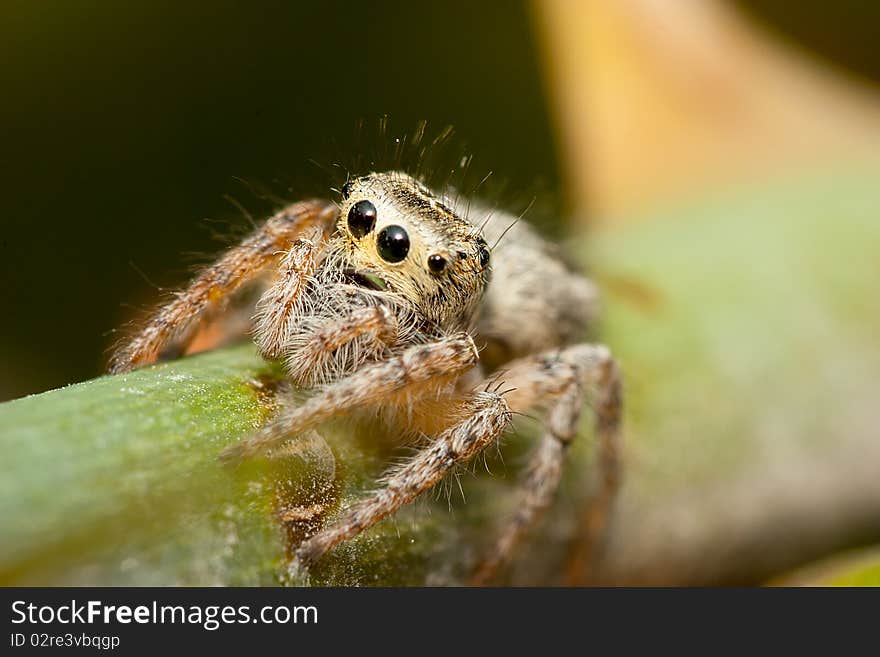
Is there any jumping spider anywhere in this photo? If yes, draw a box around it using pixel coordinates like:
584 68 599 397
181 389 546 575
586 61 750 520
110 171 622 584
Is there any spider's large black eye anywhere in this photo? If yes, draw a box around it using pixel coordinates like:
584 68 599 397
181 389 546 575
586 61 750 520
347 200 376 238
377 225 410 263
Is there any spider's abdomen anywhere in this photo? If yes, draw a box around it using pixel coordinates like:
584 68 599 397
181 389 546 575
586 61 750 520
469 209 599 369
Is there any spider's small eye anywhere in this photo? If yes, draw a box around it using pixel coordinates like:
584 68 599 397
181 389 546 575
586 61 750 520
427 254 447 274
348 200 376 238
377 225 410 263
478 245 490 269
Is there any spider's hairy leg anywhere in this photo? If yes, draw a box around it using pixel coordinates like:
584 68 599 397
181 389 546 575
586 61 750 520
295 390 512 565
220 332 481 463
253 231 325 360
109 199 338 373
470 344 622 585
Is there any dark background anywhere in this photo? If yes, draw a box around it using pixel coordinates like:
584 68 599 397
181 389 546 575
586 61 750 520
1 0 878 401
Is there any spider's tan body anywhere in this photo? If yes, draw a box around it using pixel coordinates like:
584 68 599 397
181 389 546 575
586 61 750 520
111 171 621 584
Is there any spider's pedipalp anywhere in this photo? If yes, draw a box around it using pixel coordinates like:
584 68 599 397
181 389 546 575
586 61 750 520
282 304 399 387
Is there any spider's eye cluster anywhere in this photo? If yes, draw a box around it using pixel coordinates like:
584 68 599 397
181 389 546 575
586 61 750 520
348 199 411 264
377 225 410 263
348 200 377 238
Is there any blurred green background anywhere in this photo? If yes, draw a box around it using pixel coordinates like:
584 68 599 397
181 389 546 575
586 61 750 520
1 0 880 401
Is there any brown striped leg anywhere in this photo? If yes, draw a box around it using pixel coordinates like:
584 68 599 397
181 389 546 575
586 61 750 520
295 390 511 565
469 343 623 585
220 332 481 463
109 199 338 373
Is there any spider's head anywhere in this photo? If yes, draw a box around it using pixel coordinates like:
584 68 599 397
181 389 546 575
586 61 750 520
333 171 491 330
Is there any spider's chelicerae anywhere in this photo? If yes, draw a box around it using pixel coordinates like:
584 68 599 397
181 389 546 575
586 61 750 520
110 171 622 584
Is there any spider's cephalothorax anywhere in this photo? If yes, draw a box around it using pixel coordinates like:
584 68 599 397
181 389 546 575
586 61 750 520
110 169 622 585
260 172 492 388
338 172 491 330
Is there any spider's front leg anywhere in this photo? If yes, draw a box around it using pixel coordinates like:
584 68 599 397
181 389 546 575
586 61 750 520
222 331 512 565
295 389 511 565
220 332 483 462
109 199 338 373
470 343 623 585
